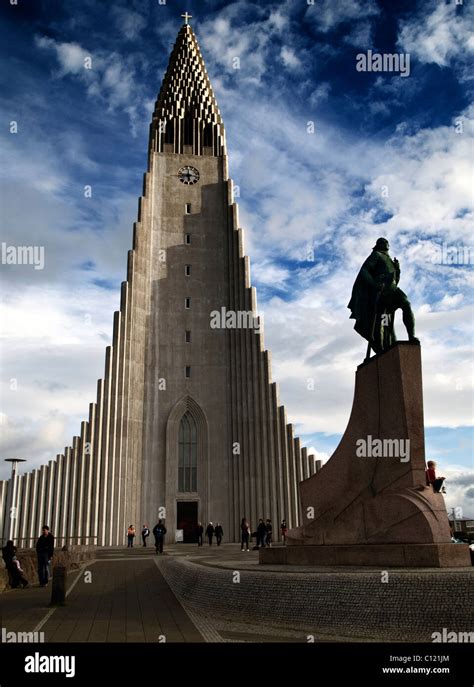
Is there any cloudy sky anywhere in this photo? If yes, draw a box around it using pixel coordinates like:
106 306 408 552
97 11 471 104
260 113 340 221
0 0 473 516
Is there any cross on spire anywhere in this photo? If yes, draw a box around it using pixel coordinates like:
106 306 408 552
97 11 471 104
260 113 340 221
181 11 192 25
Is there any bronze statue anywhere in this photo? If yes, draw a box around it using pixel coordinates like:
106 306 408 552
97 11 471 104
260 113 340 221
348 238 419 357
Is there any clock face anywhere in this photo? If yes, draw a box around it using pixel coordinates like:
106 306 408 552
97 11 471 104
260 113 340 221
178 166 200 185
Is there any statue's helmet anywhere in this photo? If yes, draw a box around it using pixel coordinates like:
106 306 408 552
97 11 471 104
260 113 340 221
373 237 389 251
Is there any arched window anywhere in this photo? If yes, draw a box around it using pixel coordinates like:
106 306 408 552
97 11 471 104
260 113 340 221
178 412 197 492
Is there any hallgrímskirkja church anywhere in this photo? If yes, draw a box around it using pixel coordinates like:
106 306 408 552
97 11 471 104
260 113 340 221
1 18 320 546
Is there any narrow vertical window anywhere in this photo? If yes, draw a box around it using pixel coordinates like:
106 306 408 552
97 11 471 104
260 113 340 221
185 234 191 245
185 264 191 276
185 298 190 309
185 203 191 214
178 412 197 492
185 330 191 343
185 366 191 379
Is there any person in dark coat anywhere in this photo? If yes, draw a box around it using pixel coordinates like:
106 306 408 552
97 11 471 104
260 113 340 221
152 520 167 554
2 541 28 589
265 519 273 547
35 526 54 587
205 522 214 546
214 523 223 546
256 519 267 548
348 238 419 355
195 522 204 546
240 518 250 551
141 524 150 547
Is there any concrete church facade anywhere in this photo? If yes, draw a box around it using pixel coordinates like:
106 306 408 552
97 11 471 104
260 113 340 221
1 21 320 546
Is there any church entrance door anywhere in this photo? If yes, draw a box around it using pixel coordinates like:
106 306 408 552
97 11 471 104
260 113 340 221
177 501 198 543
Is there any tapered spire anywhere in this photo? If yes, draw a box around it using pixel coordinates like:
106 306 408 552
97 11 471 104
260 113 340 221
150 22 226 156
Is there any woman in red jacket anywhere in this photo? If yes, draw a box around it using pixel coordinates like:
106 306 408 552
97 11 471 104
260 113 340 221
425 460 446 493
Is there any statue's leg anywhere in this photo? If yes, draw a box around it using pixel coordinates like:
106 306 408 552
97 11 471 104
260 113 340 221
399 295 420 342
384 311 396 349
376 295 391 352
371 313 384 354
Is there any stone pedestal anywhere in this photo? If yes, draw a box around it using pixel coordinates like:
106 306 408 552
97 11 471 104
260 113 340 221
261 343 471 567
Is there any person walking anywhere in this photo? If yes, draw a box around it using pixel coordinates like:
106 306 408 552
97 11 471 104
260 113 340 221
256 519 267 548
2 540 28 589
196 522 204 546
141 524 150 547
153 520 167 554
240 518 250 551
127 525 136 548
215 522 223 546
206 522 215 546
280 519 288 545
265 519 273 547
35 525 54 587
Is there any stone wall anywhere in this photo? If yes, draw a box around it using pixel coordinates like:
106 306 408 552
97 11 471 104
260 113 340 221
0 546 96 593
158 557 473 642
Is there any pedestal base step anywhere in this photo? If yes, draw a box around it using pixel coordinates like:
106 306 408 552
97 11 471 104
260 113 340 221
260 543 471 567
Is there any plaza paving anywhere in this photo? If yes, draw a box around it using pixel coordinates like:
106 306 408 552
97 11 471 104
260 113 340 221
1 544 472 643
1 544 303 643
0 546 203 643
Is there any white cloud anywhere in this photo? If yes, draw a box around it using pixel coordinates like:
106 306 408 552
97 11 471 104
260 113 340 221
35 37 90 75
364 112 473 242
200 15 268 84
305 0 380 33
398 2 474 68
442 466 474 520
34 36 151 134
198 0 300 85
305 447 330 465
111 7 146 41
309 82 331 107
281 46 301 70
252 260 290 288
343 20 374 48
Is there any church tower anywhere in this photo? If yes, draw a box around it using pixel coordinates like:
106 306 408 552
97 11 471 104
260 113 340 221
0 18 319 546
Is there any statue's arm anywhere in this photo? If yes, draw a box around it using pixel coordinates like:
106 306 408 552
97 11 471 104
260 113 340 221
393 258 400 284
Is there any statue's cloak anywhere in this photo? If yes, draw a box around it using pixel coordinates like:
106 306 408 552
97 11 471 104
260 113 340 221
348 250 399 341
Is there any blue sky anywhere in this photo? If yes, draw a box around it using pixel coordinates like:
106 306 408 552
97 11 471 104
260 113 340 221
0 0 473 515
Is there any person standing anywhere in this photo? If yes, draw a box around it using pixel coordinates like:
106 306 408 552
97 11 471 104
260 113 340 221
127 525 136 548
206 522 215 546
215 522 223 546
256 519 267 548
265 519 273 547
141 524 150 547
280 519 288 545
196 522 204 546
240 518 250 551
153 520 167 554
35 526 54 587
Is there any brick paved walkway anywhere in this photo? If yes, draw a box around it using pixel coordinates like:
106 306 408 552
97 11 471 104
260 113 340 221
0 548 204 643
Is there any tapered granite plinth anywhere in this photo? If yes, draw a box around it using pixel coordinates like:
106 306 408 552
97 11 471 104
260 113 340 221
261 342 471 567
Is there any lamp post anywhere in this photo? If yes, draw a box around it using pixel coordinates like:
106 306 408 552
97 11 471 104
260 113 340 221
4 458 26 543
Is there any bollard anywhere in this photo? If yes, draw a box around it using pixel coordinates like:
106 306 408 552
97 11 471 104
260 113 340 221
50 565 67 606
